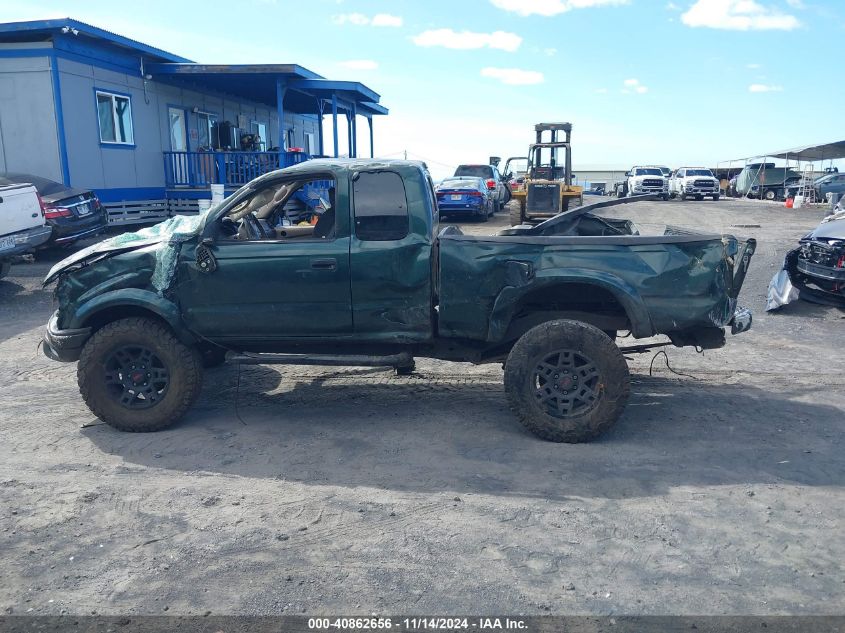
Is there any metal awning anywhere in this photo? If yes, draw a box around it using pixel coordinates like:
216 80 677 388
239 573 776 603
145 64 388 117
762 141 845 162
724 140 845 164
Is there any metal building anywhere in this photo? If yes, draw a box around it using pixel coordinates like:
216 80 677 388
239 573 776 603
0 18 388 223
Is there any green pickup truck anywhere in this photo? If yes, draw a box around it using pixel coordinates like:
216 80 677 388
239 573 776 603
43 160 755 442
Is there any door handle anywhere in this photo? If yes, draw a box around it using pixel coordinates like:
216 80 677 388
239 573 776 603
310 258 337 271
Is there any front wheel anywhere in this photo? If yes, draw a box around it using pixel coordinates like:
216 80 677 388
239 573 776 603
504 320 630 443
510 201 525 226
77 317 204 432
765 189 776 201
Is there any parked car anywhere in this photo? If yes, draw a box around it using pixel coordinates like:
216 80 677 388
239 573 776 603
669 167 721 201
617 166 669 199
435 177 495 221
0 183 53 279
42 159 755 443
732 164 801 201
768 211 845 309
454 164 509 210
785 173 845 203
0 173 107 245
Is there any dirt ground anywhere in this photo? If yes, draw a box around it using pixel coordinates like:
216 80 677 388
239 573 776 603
1 197 843 616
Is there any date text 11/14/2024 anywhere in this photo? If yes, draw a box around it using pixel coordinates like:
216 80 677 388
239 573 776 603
308 617 528 631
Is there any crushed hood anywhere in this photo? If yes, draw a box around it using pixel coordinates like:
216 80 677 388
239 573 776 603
44 212 208 287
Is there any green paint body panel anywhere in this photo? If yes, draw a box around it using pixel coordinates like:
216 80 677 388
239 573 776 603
46 160 754 361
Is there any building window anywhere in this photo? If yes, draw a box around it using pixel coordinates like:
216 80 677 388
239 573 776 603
96 90 134 145
353 171 409 241
197 112 216 150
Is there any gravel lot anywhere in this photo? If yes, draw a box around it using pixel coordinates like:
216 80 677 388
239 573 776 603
1 198 843 615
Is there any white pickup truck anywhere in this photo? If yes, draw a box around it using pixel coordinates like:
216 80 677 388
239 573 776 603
617 166 669 200
0 183 52 279
670 167 721 201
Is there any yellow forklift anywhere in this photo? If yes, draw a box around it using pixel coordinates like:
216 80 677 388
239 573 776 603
509 122 583 225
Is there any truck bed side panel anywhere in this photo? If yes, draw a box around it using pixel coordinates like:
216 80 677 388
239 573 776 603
437 234 740 342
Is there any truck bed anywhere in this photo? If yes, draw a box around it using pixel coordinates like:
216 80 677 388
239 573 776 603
436 200 754 346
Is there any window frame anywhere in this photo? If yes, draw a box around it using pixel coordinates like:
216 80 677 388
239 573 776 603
95 89 135 146
219 176 340 244
197 111 218 150
351 169 410 242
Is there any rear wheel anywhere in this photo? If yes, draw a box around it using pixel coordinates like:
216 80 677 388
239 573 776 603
696 195 704 201
504 320 630 443
765 189 776 201
680 192 687 201
77 317 203 432
712 194 720 201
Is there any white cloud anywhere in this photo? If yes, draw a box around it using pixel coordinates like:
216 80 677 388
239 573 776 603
621 78 648 94
490 0 628 17
480 67 544 85
746 62 761 68
681 0 800 30
371 13 403 27
666 1 680 9
412 29 522 52
748 83 783 92
785 0 804 7
332 12 403 27
338 59 378 70
544 47 558 56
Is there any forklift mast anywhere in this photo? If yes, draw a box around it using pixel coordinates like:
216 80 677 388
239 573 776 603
530 122 573 186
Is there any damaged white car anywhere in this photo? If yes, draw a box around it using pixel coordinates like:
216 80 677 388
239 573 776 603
767 209 845 310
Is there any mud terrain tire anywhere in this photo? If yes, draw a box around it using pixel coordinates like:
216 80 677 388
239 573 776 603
504 319 630 442
78 317 203 432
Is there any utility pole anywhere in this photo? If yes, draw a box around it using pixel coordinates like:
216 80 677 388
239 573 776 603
404 150 407 160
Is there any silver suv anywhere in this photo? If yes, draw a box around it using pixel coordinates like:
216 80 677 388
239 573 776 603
454 164 509 212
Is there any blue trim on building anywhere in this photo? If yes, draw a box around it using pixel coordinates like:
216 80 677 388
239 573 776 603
0 49 52 59
0 19 191 63
99 142 137 150
49 52 71 186
94 187 166 203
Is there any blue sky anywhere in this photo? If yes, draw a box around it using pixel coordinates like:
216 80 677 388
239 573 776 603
3 0 843 178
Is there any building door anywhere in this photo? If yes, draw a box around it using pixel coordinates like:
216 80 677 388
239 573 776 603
168 107 189 185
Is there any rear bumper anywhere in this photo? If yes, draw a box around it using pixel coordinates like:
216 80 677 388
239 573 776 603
438 204 487 216
52 223 106 245
796 259 845 282
0 225 53 259
42 311 90 362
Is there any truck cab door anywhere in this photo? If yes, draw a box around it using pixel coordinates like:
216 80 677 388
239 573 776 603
349 169 434 342
178 177 353 342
